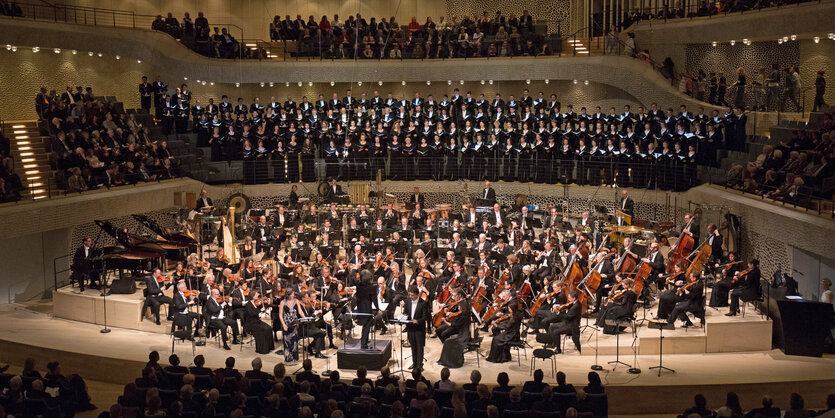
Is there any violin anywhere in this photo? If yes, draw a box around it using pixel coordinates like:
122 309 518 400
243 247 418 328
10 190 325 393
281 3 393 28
732 266 753 284
215 295 232 304
676 280 698 296
551 302 573 313
218 254 231 264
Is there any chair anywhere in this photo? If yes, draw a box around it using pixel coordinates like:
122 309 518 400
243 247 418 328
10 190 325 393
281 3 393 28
170 322 195 355
193 374 213 391
535 411 562 418
434 389 453 407
471 408 489 418
508 339 527 366
504 410 530 418
466 336 484 367
465 390 479 405
583 392 608 417
440 405 456 418
348 384 362 399
492 390 511 410
741 296 765 319
522 391 544 406
164 371 185 389
403 387 418 405
577 412 593 418
554 392 577 412
378 403 392 418
531 338 556 377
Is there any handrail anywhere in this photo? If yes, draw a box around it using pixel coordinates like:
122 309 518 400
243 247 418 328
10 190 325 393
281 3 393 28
627 0 823 28
53 252 73 292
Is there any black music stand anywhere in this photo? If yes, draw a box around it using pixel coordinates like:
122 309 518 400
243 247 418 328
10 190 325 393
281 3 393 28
604 319 630 370
293 317 315 374
647 321 675 376
388 318 412 380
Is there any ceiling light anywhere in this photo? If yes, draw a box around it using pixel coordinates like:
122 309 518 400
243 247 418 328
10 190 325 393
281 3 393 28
201 81 206 85
729 40 735 46
525 79 531 84
72 50 77 55
32 46 39 53
711 41 717 47
269 82 274 87
480 80 485 85
115 55 120 59
544 79 549 84
401 81 406 86
790 34 797 41
298 82 303 86
356 81 361 86
309 81 314 86
97 52 102 57
53 48 61 53
459 80 464 85
584 80 589 85
814 37 820 43
330 81 335 86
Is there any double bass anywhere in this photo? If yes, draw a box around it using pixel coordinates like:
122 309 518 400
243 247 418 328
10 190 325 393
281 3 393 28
684 238 713 278
666 213 698 273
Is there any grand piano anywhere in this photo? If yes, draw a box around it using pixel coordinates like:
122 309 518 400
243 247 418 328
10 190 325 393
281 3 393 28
131 214 197 262
93 220 167 275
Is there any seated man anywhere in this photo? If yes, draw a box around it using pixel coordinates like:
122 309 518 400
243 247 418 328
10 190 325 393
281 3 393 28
547 291 582 354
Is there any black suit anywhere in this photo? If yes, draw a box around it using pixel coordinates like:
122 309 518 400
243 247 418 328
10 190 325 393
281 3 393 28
404 297 430 368
730 267 760 314
196 197 213 211
354 281 380 348
409 193 425 209
548 301 582 352
144 277 173 322
72 244 100 289
326 184 344 203
173 291 200 336
489 209 506 226
203 297 239 342
619 197 635 218
480 187 497 202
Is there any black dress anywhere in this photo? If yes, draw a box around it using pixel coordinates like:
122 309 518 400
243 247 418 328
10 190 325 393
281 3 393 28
286 143 300 183
487 310 523 363
301 144 316 182
596 290 637 334
245 301 275 354
273 147 286 183
437 301 471 368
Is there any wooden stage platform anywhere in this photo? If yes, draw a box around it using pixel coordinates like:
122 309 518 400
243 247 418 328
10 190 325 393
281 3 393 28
1 297 833 415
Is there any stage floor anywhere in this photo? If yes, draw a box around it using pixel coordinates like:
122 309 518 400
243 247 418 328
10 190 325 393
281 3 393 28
1 300 834 415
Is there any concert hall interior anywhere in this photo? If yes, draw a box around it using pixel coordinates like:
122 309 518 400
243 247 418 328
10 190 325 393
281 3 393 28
1 1 834 417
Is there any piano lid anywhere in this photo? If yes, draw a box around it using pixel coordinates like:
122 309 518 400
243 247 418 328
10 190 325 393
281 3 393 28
132 214 197 246
94 220 166 256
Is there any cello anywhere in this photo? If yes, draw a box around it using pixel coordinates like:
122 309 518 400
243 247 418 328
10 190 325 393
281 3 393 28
528 289 559 316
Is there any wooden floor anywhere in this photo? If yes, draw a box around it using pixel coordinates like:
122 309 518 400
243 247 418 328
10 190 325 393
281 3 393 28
1 302 833 415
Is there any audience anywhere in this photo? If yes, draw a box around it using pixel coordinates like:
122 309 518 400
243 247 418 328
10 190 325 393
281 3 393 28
625 0 816 26
0 357 93 416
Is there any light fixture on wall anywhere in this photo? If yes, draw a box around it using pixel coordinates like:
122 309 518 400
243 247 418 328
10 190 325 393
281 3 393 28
330 81 335 86
790 34 797 41
196 79 200 83
356 81 361 86
378 81 383 86
88 51 94 56
814 36 820 43
116 55 121 59
260 82 265 87
210 82 214 86
829 33 834 39
53 48 60 53
544 79 549 84
184 77 188 80
136 59 141 63
308 81 313 86
426 81 431 85
480 80 485 85
235 82 240 87
729 40 735 46
447 80 452 85
201 81 206 85
489 80 494 85
573 79 578 84
783 36 789 42
5 44 10 50
525 79 530 84
297 82 303 87
269 82 274 87
778 38 784 44
401 81 406 85
32 46 39 53
97 52 102 57
711 41 717 47
584 80 589 86
459 80 464 85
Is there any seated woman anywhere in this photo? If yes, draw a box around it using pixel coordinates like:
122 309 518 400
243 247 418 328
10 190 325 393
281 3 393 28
486 290 523 363
244 290 275 354
595 277 637 334
709 251 740 308
437 289 471 368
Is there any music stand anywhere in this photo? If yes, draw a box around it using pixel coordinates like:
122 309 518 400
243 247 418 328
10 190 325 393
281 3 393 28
293 317 315 374
388 317 412 380
604 319 630 370
647 321 676 376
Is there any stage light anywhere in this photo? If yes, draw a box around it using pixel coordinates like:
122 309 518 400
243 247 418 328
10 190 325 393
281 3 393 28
814 37 820 43
235 82 240 87
309 81 313 86
378 81 383 86
426 81 431 85
729 40 735 46
115 55 120 59
72 50 77 55
53 48 61 54
525 80 531 84
544 79 549 84
573 79 578 84
711 41 717 47
790 34 796 41
298 82 303 86
260 82 265 87
32 46 39 53
401 81 406 85
88 51 94 56
356 81 361 86
269 82 274 87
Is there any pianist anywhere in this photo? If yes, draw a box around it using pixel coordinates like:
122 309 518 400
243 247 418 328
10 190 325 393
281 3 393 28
72 237 100 291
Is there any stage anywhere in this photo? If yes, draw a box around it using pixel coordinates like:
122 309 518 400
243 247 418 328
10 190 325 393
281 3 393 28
4 291 834 415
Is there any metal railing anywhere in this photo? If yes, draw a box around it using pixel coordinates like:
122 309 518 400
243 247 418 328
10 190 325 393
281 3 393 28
52 252 73 292
625 0 823 27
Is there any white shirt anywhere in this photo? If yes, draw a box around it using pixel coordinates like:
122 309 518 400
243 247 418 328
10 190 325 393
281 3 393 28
209 298 225 320
176 292 189 314
484 189 490 199
494 211 502 224
409 299 418 319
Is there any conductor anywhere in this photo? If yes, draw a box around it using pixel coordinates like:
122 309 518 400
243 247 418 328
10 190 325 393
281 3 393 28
354 269 381 349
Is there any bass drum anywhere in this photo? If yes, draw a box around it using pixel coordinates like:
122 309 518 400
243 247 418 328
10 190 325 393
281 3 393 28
317 181 329 197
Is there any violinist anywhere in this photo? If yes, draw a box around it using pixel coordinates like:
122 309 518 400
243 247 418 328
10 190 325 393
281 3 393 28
270 279 286 341
349 245 367 270
655 263 685 320
371 251 388 278
209 248 230 274
487 289 524 363
403 286 430 370
278 255 296 280
534 241 559 281
244 290 275 354
231 281 249 333
205 287 239 350
591 250 616 313
705 223 724 275
374 277 394 334
173 281 201 340
300 290 334 354
448 232 467 261
173 262 192 288
596 276 637 334
289 264 309 291
240 236 255 259
547 290 582 354
313 266 335 295
710 251 740 308
727 259 761 317
507 254 524 288
530 280 567 333
386 262 407 309
437 288 471 368
143 268 174 325
440 251 456 280
668 273 703 328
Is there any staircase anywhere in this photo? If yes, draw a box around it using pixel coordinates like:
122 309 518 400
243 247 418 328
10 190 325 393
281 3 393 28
1 120 53 200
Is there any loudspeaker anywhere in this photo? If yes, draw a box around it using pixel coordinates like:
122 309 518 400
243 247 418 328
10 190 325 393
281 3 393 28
109 279 137 294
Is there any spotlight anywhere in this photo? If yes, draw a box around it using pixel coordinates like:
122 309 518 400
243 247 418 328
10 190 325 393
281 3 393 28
544 79 549 84
356 81 361 86
584 80 589 85
480 80 485 85
729 40 735 46
711 41 717 47
330 81 335 86
269 82 274 87
447 80 452 85
378 81 383 86
426 81 431 85
790 34 796 41
88 51 94 56
573 79 578 84
814 36 820 43
401 81 406 85
297 82 302 87
201 81 206 85
235 82 240 87
115 55 120 59
459 80 464 85
53 48 61 54
260 82 265 87
97 52 102 57
525 80 531 84
309 81 313 86
72 50 77 55
32 46 39 53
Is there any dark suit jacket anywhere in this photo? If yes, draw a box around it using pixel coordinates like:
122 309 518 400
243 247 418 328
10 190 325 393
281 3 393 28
409 193 425 208
489 209 506 226
620 197 635 217
562 301 582 332
480 187 497 202
404 298 430 332
353 282 379 325
196 197 213 210
326 185 344 203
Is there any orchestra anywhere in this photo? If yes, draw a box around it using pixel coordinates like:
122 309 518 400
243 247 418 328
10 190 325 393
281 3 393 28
81 185 766 370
